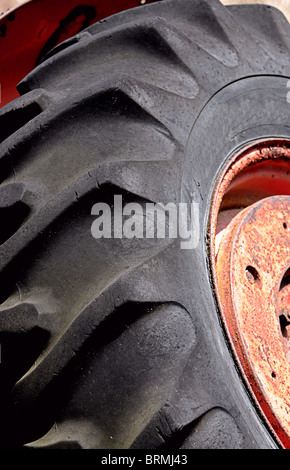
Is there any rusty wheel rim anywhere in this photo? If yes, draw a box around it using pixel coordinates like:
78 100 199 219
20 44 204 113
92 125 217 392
210 138 290 448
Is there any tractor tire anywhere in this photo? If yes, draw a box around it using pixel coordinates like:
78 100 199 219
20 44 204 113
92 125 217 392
0 0 290 449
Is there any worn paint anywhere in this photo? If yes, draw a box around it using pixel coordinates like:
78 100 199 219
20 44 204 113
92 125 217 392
210 139 290 448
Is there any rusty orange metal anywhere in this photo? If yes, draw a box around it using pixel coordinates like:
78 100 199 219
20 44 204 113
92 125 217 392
0 0 159 108
210 139 290 448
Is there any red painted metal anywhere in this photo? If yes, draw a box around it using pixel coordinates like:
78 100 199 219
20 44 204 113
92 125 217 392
210 139 290 448
0 0 159 108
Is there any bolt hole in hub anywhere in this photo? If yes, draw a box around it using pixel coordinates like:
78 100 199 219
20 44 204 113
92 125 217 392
245 265 260 285
210 139 290 448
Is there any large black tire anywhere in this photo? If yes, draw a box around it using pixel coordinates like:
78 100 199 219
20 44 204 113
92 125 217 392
0 0 290 449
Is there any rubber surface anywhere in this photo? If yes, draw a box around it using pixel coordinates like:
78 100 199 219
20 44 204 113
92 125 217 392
0 0 290 449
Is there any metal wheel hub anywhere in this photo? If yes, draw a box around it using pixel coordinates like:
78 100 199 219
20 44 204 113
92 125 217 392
210 139 290 448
